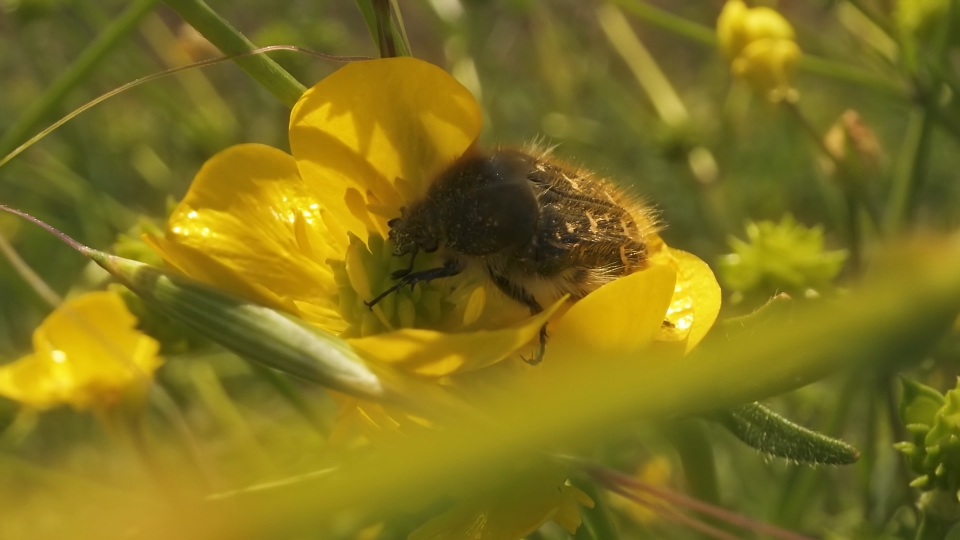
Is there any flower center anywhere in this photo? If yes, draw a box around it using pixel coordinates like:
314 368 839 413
330 232 514 338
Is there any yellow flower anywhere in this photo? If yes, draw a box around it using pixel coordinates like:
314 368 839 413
609 456 675 525
717 0 801 103
144 57 721 538
0 291 162 411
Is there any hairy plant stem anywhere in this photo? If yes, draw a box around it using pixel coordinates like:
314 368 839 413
0 0 159 158
163 0 306 108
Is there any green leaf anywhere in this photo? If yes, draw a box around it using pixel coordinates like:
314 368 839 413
713 403 860 465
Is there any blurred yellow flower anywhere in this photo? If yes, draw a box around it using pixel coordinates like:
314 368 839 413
717 0 801 103
0 291 162 411
145 57 721 538
608 455 676 526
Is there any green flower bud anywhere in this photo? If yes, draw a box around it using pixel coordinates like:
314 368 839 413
718 215 848 301
896 379 960 494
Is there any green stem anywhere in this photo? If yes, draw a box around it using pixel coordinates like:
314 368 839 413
845 191 863 274
798 56 907 99
663 420 720 506
915 512 957 540
610 0 716 46
0 0 159 158
785 101 883 231
844 0 897 38
571 479 620 540
915 491 960 540
776 374 860 527
248 362 332 438
885 106 932 234
374 0 397 58
162 0 306 108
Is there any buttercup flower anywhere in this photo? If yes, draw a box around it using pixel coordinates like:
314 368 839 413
717 0 801 103
0 291 162 411
145 57 720 537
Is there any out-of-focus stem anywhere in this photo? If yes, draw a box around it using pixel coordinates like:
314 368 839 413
785 101 882 231
798 56 907 99
0 0 159 158
163 0 306 108
611 0 716 45
0 232 62 308
597 3 688 127
915 491 960 540
885 106 931 234
664 420 720 506
845 194 863 274
844 0 896 38
598 3 731 236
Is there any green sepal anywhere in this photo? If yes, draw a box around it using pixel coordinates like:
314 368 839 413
901 377 946 427
711 402 860 465
90 251 388 401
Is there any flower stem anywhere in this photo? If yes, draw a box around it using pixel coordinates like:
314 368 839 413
884 106 932 234
915 491 960 540
0 0 158 158
785 101 882 231
162 0 306 108
610 0 716 46
0 231 62 308
355 0 410 57
663 420 720 506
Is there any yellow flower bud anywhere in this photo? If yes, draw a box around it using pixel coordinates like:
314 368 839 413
822 110 883 178
717 0 801 103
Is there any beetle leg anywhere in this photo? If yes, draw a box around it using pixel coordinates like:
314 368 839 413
486 268 547 365
365 259 462 309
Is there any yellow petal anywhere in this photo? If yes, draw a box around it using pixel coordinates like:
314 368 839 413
717 0 749 59
551 264 677 357
670 249 722 353
347 300 563 377
0 292 161 410
289 58 483 243
0 354 67 409
152 143 344 331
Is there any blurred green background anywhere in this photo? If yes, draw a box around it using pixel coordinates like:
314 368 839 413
2 0 960 538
